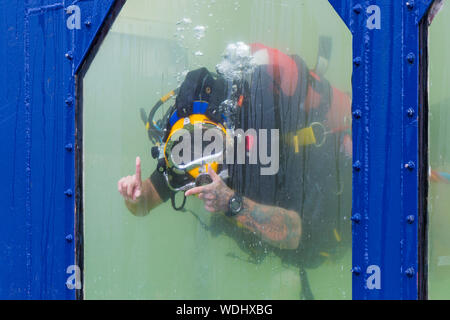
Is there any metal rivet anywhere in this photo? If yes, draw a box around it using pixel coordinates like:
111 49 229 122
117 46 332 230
352 266 362 275
65 96 74 106
407 108 415 118
405 267 415 278
406 1 415 10
64 189 73 197
406 52 415 64
84 20 92 27
65 51 73 60
353 109 362 119
405 161 415 171
65 143 73 152
406 215 415 224
353 161 362 172
353 57 362 67
351 213 362 223
353 4 363 14
65 234 73 242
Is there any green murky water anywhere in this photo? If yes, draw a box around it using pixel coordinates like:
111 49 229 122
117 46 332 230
82 0 352 299
428 2 450 300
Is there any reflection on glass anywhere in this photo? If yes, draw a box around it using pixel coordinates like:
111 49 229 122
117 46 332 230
428 2 450 300
82 0 352 299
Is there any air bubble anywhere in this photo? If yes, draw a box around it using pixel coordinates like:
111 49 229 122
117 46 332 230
215 41 256 81
176 17 192 25
193 25 206 40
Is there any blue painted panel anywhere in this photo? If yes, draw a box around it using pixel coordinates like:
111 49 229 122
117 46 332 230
26 6 68 299
0 0 28 299
328 0 433 300
417 0 435 20
0 0 116 299
73 0 124 73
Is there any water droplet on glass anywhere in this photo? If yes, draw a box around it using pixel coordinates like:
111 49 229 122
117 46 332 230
176 17 192 25
193 25 206 40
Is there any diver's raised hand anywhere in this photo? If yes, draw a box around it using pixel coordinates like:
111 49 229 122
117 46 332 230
118 157 143 203
185 166 234 213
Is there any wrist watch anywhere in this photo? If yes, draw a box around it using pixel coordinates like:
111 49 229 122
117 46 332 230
226 193 243 217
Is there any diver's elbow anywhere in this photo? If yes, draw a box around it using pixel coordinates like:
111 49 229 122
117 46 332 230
127 202 151 217
287 212 302 250
289 233 301 250
284 232 300 250
275 211 302 250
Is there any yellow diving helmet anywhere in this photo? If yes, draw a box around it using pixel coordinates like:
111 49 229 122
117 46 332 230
162 111 228 191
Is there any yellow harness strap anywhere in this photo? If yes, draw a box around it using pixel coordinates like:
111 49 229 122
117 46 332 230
293 127 317 153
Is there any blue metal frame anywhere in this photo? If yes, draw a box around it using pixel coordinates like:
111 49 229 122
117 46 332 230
329 0 434 299
0 0 117 300
0 0 434 299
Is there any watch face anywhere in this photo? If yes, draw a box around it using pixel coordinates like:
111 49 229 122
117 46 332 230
230 197 242 213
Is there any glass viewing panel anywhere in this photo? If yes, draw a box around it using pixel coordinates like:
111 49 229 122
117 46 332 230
428 1 450 300
81 0 353 299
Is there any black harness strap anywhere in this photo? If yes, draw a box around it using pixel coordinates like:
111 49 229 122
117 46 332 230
299 265 315 300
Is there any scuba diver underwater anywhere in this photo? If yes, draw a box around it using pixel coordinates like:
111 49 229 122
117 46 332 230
117 41 353 299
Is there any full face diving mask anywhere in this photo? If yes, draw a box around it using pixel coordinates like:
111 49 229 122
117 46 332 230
163 111 228 192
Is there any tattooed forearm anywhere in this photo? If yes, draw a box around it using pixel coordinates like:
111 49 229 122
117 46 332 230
236 198 302 250
184 168 301 250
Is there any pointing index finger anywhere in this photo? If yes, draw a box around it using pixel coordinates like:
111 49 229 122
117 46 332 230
208 165 220 181
136 156 142 183
185 186 206 197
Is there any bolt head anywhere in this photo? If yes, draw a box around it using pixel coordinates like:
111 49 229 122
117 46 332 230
407 108 415 118
65 143 73 152
406 215 415 224
353 57 362 67
353 4 363 14
353 109 362 119
405 161 415 171
351 213 362 223
65 234 73 242
65 51 73 60
65 96 74 106
352 266 362 275
353 161 362 172
405 267 415 277
406 1 415 10
407 52 415 64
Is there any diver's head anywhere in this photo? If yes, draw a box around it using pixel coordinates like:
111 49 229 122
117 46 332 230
148 67 241 193
163 111 227 191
